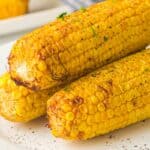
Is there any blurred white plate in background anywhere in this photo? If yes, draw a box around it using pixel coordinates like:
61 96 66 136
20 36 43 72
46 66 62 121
29 0 61 12
0 0 72 36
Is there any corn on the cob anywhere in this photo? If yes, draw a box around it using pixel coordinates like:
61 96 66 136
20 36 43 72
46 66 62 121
9 0 150 90
0 0 28 19
47 49 150 140
0 73 59 122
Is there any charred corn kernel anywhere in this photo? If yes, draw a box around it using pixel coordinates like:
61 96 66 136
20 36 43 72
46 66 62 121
9 0 150 90
47 49 150 140
0 73 59 122
0 0 28 19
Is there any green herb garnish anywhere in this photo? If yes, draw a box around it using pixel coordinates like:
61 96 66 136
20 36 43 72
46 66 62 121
80 7 86 12
57 12 67 20
91 72 100 77
144 68 150 72
104 36 109 42
91 26 97 37
64 86 71 92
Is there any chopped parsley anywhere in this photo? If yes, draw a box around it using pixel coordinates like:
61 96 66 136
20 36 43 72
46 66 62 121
91 26 97 37
104 36 109 42
80 7 86 12
91 72 99 77
144 68 150 72
91 73 97 77
57 12 67 20
64 86 71 92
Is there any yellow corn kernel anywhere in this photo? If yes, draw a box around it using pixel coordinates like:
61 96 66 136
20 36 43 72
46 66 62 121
88 105 97 114
12 91 21 99
79 104 88 114
87 115 94 125
37 61 47 72
107 109 114 119
91 95 99 104
94 112 101 123
65 112 74 121
127 102 134 112
97 103 105 112
62 104 72 112
78 122 87 131
70 129 78 138
0 79 5 87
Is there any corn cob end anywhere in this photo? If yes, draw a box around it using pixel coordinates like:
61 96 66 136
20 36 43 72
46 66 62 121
0 73 51 122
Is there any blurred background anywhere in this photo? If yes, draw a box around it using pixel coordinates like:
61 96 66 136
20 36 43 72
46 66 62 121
0 0 101 44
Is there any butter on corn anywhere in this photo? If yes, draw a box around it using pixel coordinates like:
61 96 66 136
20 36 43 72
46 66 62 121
9 0 150 90
0 0 28 19
47 49 150 140
0 73 58 122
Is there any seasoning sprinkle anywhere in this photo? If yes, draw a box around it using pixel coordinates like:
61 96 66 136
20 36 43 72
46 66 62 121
57 12 67 20
64 85 71 92
104 36 109 42
91 26 97 37
80 7 86 12
144 68 150 72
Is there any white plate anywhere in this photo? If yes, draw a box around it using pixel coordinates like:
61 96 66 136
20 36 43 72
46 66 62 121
0 0 72 36
0 42 150 150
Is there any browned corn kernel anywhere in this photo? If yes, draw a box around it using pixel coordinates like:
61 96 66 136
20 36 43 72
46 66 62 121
47 49 150 140
9 0 150 90
0 73 59 122
0 0 28 19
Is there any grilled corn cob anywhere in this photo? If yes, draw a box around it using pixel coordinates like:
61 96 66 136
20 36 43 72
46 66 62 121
47 49 150 140
0 0 28 19
9 0 150 90
0 73 59 122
